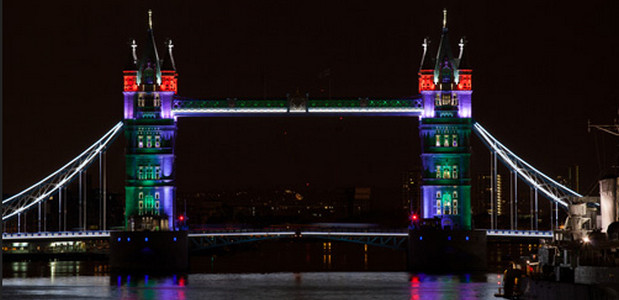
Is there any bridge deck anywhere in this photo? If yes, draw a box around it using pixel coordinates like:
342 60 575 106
2 229 552 241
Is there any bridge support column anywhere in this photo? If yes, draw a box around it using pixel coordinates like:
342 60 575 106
555 202 559 230
514 170 518 230
103 152 107 230
58 187 62 231
38 202 41 232
530 187 534 230
535 189 539 231
79 171 83 230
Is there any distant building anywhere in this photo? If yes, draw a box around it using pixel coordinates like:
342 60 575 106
474 173 504 216
402 169 422 215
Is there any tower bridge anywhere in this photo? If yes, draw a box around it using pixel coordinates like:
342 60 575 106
2 10 582 271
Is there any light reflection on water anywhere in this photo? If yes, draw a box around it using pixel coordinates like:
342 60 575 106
3 265 500 300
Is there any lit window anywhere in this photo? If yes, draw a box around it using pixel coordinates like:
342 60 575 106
434 94 440 106
138 192 144 199
443 166 451 179
154 94 161 107
436 166 441 178
436 199 442 215
452 93 458 106
444 135 449 147
138 93 145 107
138 135 144 148
444 202 451 215
145 166 153 180
138 166 144 180
452 166 458 179
436 191 441 199
155 192 160 199
155 201 160 209
453 191 458 199
442 93 451 106
146 136 152 148
452 135 458 147
139 201 144 209
453 200 458 214
155 166 161 179
155 135 161 148
435 134 441 147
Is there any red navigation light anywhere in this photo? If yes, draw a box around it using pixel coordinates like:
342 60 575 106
179 215 185 221
412 214 418 221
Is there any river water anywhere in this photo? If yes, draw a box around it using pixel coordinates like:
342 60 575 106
3 241 502 299
3 262 501 299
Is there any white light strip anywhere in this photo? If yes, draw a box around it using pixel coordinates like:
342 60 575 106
3 231 111 240
3 121 124 205
301 231 408 237
474 123 581 198
308 107 423 113
3 122 124 220
188 231 296 237
486 230 553 238
474 124 568 208
188 231 408 238
473 122 577 208
173 108 289 114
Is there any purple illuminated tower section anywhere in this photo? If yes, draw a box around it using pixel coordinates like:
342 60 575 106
123 10 179 231
418 11 473 230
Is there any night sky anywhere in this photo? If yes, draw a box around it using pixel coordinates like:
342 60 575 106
4 1 619 199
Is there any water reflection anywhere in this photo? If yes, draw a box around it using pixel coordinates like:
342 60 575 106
6 260 109 278
111 274 187 300
408 273 499 299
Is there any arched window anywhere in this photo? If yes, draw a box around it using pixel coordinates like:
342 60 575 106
443 166 451 179
443 135 449 147
435 134 441 147
452 166 458 179
436 166 442 178
452 134 458 147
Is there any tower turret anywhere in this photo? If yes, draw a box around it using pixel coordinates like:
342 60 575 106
123 10 178 232
418 9 473 230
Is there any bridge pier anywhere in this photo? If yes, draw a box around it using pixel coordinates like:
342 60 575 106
110 231 188 273
408 229 487 272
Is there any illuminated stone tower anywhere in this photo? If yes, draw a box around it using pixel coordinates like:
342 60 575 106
123 10 178 231
418 10 473 230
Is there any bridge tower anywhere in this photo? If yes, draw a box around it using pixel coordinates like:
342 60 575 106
123 10 178 231
418 10 473 230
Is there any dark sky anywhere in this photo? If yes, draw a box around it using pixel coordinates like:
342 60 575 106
4 1 619 197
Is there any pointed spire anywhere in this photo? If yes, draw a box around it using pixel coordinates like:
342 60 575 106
419 37 434 70
124 39 138 70
161 39 177 71
434 8 458 85
457 37 471 70
138 9 161 86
